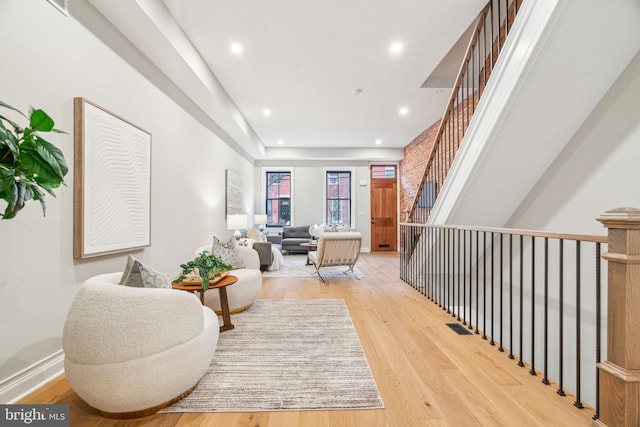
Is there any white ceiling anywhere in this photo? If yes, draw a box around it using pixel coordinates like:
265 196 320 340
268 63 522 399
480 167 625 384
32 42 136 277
89 0 486 159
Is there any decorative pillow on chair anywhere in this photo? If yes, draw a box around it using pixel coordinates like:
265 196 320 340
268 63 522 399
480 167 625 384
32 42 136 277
246 226 266 242
119 255 172 288
212 236 245 269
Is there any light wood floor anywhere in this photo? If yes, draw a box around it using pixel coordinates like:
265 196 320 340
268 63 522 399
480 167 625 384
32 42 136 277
20 252 595 426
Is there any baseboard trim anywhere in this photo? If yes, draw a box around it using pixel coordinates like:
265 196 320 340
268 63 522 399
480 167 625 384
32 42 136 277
0 351 64 403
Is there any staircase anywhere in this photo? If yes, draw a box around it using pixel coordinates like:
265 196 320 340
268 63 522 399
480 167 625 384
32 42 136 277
409 0 523 224
399 0 640 423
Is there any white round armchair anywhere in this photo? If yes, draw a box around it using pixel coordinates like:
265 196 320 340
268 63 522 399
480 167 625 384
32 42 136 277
63 273 219 418
194 245 262 313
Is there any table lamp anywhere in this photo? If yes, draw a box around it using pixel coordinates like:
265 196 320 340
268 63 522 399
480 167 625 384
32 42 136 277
227 213 248 239
254 214 268 231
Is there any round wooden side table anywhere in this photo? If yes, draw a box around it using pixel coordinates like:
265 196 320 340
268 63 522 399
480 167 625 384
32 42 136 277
172 274 238 332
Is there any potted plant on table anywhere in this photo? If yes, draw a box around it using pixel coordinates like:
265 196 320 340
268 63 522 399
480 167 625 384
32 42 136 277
174 251 232 291
0 101 68 219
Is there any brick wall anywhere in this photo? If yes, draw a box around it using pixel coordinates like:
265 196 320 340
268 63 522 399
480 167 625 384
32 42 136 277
399 95 478 222
399 120 440 222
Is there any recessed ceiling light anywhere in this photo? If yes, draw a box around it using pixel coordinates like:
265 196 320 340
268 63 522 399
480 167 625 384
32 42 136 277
390 42 404 54
375 139 382 145
399 107 409 116
230 43 243 54
277 140 284 145
262 109 271 116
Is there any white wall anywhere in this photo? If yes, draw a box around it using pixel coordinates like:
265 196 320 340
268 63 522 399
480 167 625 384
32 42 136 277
507 50 640 233
0 0 254 396
255 160 374 251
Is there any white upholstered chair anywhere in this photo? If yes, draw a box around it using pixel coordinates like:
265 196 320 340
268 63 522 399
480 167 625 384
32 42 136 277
63 273 219 418
308 231 362 281
194 244 262 313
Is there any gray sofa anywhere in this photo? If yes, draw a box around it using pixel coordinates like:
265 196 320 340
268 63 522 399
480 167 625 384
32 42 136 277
280 225 311 254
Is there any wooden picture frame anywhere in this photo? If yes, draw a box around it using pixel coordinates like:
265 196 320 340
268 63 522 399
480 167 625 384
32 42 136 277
73 98 151 259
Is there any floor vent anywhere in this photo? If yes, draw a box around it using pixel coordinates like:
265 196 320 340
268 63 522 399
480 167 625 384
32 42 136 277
446 323 473 335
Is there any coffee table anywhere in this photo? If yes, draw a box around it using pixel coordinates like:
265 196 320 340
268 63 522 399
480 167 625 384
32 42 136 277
172 274 238 332
301 241 318 265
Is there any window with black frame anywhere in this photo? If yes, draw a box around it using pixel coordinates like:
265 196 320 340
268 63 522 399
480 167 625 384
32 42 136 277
325 171 351 225
265 171 291 226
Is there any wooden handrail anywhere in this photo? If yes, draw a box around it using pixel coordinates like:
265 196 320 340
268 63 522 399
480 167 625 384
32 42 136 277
408 4 490 219
400 207 617 417
408 0 523 223
446 2 491 114
399 222 608 244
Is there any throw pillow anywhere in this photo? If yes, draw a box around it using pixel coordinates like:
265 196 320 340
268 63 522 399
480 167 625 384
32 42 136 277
246 226 265 242
119 254 136 285
212 236 245 269
119 255 172 288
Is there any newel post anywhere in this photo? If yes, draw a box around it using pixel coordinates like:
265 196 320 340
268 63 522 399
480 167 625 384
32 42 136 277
595 208 640 427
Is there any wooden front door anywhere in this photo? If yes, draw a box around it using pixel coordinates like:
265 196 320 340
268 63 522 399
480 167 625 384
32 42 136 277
370 165 397 251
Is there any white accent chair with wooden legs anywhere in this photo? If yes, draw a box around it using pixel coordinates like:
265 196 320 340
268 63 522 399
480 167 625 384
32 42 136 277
308 232 362 281
63 273 219 418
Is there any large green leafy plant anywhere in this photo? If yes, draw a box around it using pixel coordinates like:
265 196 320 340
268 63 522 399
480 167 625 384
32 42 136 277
174 251 232 291
0 100 68 219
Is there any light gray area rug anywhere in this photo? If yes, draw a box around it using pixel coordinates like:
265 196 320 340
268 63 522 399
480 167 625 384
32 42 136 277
263 255 364 279
161 299 383 412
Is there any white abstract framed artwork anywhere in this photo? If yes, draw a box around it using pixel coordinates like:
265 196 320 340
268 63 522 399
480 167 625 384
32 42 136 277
225 169 243 216
73 98 151 259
